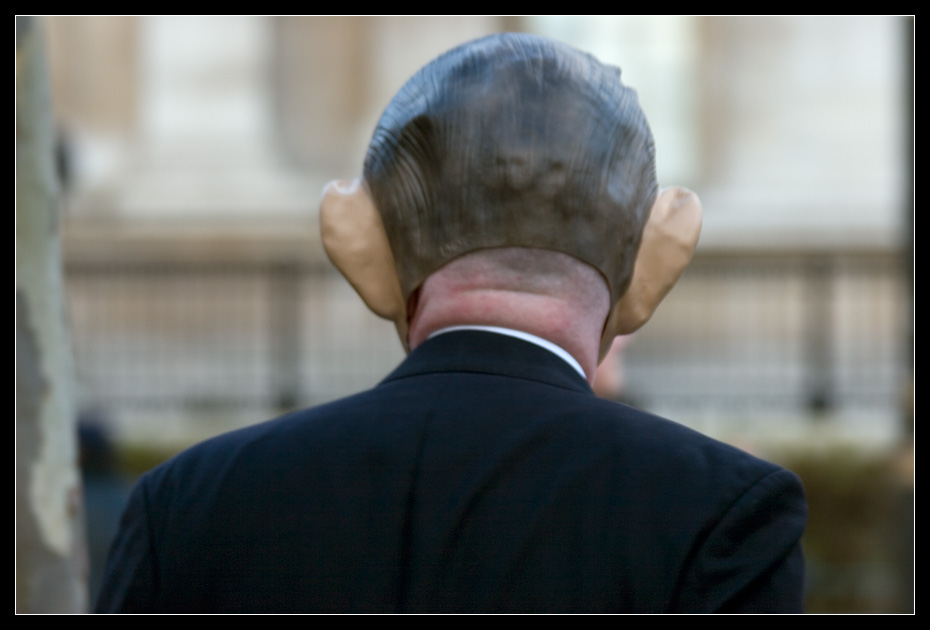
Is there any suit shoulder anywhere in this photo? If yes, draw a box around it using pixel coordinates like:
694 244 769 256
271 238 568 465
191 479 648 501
138 386 424 500
576 397 802 506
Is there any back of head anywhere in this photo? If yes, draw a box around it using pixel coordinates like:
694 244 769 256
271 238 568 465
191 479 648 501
321 33 701 356
363 33 658 306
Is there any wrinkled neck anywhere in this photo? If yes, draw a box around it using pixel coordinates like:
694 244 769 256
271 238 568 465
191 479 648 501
409 284 606 386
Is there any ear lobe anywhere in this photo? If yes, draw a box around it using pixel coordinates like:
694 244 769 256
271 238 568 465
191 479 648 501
600 186 702 360
320 178 409 350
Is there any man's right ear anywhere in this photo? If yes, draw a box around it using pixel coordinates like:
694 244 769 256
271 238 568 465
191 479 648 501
599 186 702 360
319 178 410 350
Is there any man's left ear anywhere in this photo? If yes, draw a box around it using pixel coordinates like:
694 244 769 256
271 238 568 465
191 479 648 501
599 186 702 360
319 178 410 350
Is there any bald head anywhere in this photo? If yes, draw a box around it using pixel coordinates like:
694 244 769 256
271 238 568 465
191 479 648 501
364 33 657 308
320 33 702 361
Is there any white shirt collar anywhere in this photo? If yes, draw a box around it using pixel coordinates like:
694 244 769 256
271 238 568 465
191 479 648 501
427 325 587 380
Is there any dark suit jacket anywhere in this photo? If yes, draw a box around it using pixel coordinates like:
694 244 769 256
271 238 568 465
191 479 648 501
96 331 806 613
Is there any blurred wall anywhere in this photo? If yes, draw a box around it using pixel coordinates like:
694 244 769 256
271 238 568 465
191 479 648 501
42 16 910 446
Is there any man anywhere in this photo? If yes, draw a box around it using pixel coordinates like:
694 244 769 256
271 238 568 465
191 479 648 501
97 33 806 613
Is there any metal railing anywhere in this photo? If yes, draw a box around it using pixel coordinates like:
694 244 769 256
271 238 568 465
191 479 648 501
65 250 909 429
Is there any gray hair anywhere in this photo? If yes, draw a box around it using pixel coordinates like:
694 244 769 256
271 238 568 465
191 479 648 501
364 32 658 305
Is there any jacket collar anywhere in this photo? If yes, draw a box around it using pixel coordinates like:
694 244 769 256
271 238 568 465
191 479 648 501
382 330 593 395
428 325 586 380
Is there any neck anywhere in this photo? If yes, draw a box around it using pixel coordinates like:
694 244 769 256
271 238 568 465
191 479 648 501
408 286 604 386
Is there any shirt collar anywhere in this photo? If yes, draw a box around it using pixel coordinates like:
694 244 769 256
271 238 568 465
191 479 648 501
427 325 587 381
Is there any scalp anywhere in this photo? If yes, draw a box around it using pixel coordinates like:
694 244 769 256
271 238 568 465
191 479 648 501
364 33 658 306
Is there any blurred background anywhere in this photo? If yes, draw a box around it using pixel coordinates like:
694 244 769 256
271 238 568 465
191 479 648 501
20 16 912 612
